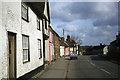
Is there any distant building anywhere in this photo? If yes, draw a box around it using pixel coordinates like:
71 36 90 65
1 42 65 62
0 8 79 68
60 37 65 57
103 45 108 55
65 35 79 55
107 1 120 58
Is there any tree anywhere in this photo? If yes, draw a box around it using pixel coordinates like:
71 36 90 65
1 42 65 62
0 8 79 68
71 34 82 45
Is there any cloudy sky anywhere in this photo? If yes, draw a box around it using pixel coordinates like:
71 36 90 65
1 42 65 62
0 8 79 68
49 2 118 46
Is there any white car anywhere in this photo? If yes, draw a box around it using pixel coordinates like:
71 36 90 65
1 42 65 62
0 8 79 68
70 53 78 60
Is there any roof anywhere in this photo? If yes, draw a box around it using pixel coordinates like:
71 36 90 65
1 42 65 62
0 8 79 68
27 2 45 18
26 0 50 22
60 41 65 46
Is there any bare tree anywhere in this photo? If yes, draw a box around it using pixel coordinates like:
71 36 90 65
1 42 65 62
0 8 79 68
71 34 82 45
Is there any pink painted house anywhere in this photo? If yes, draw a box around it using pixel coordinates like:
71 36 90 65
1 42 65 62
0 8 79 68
49 26 53 62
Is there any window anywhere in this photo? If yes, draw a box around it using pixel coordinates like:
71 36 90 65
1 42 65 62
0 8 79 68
45 19 47 29
22 2 28 21
22 35 30 62
42 19 44 28
37 18 41 30
38 39 42 58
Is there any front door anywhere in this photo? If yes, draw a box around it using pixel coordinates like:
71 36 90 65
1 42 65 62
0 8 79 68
8 32 16 78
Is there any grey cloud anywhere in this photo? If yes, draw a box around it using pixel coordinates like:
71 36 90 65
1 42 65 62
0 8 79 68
57 23 82 32
51 2 118 26
50 2 118 45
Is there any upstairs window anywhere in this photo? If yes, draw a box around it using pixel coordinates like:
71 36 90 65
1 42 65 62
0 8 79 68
42 19 44 28
37 18 41 30
45 19 47 29
22 3 29 21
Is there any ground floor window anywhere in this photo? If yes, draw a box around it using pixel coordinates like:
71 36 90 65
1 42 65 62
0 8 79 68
22 35 30 62
38 39 42 58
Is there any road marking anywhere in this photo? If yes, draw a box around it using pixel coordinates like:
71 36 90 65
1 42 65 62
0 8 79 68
90 62 96 66
100 69 111 75
88 60 89 62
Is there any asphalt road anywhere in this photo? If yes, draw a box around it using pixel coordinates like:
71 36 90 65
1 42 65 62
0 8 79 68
36 55 119 79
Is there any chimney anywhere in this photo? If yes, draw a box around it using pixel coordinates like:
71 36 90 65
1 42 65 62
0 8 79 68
61 37 64 41
100 43 102 46
67 35 70 41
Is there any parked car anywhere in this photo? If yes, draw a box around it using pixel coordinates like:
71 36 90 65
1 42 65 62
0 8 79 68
70 53 78 60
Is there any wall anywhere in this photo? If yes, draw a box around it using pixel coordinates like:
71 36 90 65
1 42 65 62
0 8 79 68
43 1 49 36
70 47 73 54
0 0 2 79
54 34 60 59
0 1 44 79
103 46 108 55
52 33 55 60
1 1 21 79
45 39 49 61
49 29 52 62
65 47 70 56
20 3 44 78
43 1 49 62
60 46 64 56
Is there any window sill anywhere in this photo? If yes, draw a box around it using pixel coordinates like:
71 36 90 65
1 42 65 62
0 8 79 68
23 60 30 64
39 57 42 59
22 17 29 23
37 28 41 31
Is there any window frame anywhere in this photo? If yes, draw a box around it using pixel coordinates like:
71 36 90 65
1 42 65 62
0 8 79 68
37 17 41 31
22 34 30 63
38 39 42 59
21 2 29 22
45 19 47 29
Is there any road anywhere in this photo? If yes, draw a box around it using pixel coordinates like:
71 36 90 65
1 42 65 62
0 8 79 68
35 55 119 79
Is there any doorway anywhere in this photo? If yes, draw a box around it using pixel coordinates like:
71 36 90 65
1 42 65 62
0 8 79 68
8 32 16 78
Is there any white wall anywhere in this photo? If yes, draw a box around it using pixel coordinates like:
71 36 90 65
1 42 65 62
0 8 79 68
45 40 49 61
70 47 73 54
60 46 64 56
0 1 3 79
44 1 49 62
0 1 44 79
43 1 49 36
1 1 21 79
103 46 108 55
19 4 44 78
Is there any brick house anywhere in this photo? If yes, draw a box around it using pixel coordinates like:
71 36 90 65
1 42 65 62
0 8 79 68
54 31 60 59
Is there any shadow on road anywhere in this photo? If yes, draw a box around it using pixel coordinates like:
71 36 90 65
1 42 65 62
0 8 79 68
90 55 107 61
90 55 120 65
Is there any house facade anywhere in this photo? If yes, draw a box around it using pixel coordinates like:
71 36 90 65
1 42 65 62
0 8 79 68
48 26 53 62
54 31 60 59
60 37 65 57
0 1 49 79
65 35 76 54
42 1 50 64
52 32 55 61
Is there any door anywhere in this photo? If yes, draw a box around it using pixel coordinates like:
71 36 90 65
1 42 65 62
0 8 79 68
8 32 16 78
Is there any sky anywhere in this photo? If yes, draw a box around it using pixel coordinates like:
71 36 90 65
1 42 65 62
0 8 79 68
49 2 118 46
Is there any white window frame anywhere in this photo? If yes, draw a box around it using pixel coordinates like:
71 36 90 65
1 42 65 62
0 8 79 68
22 2 29 21
38 39 42 59
22 35 30 63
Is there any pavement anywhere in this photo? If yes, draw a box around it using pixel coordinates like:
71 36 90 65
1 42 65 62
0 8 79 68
31 55 120 79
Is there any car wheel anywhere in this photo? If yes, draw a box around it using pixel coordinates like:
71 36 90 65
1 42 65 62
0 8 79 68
76 57 78 60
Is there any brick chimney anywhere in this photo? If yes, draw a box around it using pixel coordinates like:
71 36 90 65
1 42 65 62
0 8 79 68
67 35 70 41
61 37 64 41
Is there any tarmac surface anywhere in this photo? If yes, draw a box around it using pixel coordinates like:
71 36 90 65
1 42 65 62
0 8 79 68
32 55 120 80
